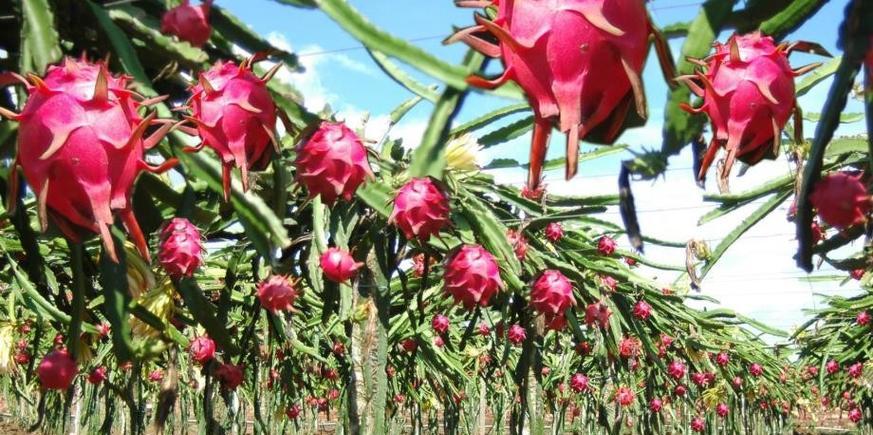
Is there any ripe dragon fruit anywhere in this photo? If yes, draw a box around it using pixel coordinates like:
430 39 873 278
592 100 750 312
431 314 450 335
506 229 529 261
584 301 611 329
161 0 212 47
618 336 640 359
390 177 451 240
715 351 730 367
148 369 164 383
190 336 216 363
507 324 526 346
690 416 705 433
187 60 279 200
320 247 363 283
680 32 819 184
443 245 504 310
848 362 863 379
256 275 299 313
1 58 177 262
215 363 244 390
851 269 866 280
632 300 652 320
544 222 564 242
597 235 616 255
667 360 686 380
87 366 107 385
159 217 204 278
296 121 373 205
530 270 575 327
857 310 871 326
808 172 870 230
570 373 590 393
38 348 77 390
286 404 302 420
649 398 663 413
674 384 687 397
451 0 661 191
849 407 862 423
433 336 446 348
478 322 491 336
615 386 634 407
826 359 840 375
749 363 764 377
732 376 743 389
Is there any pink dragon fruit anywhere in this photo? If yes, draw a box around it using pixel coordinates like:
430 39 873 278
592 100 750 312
520 184 545 201
506 229 528 261
161 0 212 47
443 245 504 310
478 322 491 336
256 275 299 313
390 177 451 240
159 217 204 278
215 363 244 390
286 404 302 420
544 222 564 242
857 311 871 326
851 269 866 280
2 58 176 262
87 366 107 385
732 376 743 389
189 336 216 364
848 362 863 379
38 348 77 390
188 60 279 200
433 336 446 348
809 173 870 230
148 369 164 383
401 338 417 354
826 359 840 375
615 386 634 407
691 416 705 433
667 360 686 380
296 122 372 205
431 314 450 335
632 300 652 320
530 270 575 326
680 32 816 183
570 373 589 393
585 301 611 329
507 324 526 346
618 336 640 359
715 351 730 367
597 236 616 255
649 398 663 413
320 247 363 283
601 275 618 292
674 384 687 397
749 363 763 377
452 0 657 191
848 407 862 423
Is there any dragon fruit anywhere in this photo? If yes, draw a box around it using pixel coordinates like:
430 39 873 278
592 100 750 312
506 229 529 261
749 363 763 377
188 60 279 200
296 122 372 205
597 236 616 255
680 32 816 183
674 384 687 397
530 270 575 326
159 218 204 278
716 351 730 367
857 311 871 326
390 177 451 240
401 338 417 354
521 184 545 201
544 222 564 242
732 376 743 389
848 362 863 379
849 407 862 423
148 369 164 383
507 324 526 346
452 0 657 191
809 173 870 230
615 386 634 407
585 301 611 329
433 336 446 348
632 300 652 320
478 322 491 336
215 363 244 390
667 360 687 380
570 373 590 393
320 247 363 283
38 348 77 390
87 366 107 385
190 336 216 363
431 314 450 335
690 416 705 433
649 398 663 413
286 404 302 420
826 359 840 375
1 58 176 262
443 245 504 310
161 0 212 47
601 275 618 292
256 275 299 313
851 269 866 280
618 336 640 359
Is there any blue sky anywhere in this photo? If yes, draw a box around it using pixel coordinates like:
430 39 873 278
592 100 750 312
219 0 865 337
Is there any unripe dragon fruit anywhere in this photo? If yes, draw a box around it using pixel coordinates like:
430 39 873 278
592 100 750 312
443 245 503 310
188 60 279 200
715 351 730 367
680 32 818 183
667 360 686 380
507 324 526 346
452 0 659 191
857 310 871 326
215 363 244 390
390 177 451 240
190 336 216 364
690 416 705 433
159 217 204 278
87 366 107 385
530 270 575 325
296 122 372 205
431 314 450 335
320 247 363 283
597 236 616 255
256 275 299 313
632 300 652 320
161 0 212 47
749 363 763 377
826 359 840 375
809 172 870 230
570 373 590 393
2 58 177 262
615 386 634 407
38 348 77 390
544 222 564 242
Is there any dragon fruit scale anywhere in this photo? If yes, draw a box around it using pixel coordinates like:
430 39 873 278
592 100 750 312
679 32 820 184
451 0 662 191
188 59 280 200
390 177 451 241
1 58 177 262
443 245 504 310
161 0 213 47
295 121 373 206
159 217 204 279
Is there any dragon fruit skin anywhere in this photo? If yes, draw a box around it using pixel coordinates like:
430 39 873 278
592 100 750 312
3 58 176 262
443 245 504 310
530 270 575 325
808 172 870 230
681 32 809 182
320 247 363 283
37 348 78 390
295 122 373 205
544 222 563 242
189 60 278 200
159 217 204 278
453 0 653 191
390 177 451 241
161 0 212 47
256 275 299 313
